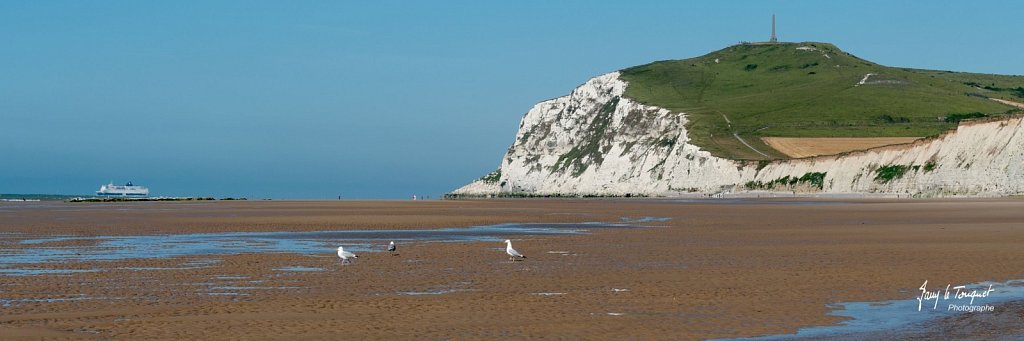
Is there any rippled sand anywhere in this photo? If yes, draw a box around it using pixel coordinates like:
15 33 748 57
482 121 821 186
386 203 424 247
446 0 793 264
1 199 1022 339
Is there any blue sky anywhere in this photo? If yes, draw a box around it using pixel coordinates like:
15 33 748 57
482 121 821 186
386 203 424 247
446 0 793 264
2 1 1022 199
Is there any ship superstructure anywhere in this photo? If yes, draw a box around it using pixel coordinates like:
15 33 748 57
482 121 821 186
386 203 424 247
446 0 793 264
96 181 149 197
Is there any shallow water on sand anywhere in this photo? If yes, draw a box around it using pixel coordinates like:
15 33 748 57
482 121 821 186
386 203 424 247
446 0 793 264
723 279 1024 340
0 221 655 276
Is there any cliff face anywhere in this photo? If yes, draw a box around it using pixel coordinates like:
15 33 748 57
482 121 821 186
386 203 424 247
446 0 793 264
453 72 1024 197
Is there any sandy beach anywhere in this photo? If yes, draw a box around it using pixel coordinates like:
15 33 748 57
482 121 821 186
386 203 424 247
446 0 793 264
1 199 1022 339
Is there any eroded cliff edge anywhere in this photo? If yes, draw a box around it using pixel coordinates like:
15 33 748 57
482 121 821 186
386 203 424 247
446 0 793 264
453 72 1024 197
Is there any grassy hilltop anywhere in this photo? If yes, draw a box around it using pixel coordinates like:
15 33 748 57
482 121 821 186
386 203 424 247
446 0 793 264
619 42 1024 160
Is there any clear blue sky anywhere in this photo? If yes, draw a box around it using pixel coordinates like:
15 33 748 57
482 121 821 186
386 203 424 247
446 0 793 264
2 1 1022 199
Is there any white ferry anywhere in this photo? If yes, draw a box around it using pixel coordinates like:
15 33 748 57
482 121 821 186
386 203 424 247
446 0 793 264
96 181 149 197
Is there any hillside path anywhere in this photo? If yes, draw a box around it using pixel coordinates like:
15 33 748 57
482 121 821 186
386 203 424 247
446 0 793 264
992 98 1024 110
721 113 769 158
733 132 769 158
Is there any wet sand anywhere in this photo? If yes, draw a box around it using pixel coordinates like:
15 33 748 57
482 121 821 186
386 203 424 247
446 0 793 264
1 199 1023 339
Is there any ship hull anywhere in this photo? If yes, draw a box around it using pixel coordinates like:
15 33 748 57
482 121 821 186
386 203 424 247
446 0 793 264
96 182 149 197
95 192 149 197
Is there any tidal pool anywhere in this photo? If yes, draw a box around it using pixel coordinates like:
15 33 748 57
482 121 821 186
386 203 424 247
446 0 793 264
0 221 659 276
722 279 1024 340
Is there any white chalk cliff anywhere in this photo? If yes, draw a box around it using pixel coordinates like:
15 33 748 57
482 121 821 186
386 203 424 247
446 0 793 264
453 72 1024 197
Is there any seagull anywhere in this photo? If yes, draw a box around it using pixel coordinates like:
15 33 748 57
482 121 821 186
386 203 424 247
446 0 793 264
504 239 526 262
387 241 397 255
337 246 358 265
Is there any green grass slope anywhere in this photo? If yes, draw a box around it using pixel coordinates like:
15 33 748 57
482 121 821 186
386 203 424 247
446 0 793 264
619 42 1024 160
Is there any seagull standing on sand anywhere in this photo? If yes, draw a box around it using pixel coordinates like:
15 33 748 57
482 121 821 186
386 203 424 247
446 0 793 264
504 239 526 262
387 241 397 256
337 246 358 265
